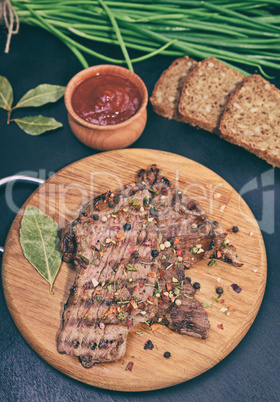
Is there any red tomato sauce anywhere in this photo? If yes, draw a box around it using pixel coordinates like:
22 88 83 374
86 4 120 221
71 73 141 125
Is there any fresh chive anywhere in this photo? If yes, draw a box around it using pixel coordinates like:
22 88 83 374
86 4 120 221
11 0 280 75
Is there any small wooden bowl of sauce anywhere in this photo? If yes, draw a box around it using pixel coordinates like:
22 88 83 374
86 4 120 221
65 65 148 150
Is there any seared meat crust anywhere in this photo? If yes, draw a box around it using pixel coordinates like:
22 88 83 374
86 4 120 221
57 165 242 367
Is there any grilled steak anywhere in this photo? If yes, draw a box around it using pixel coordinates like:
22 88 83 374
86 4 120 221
57 165 242 367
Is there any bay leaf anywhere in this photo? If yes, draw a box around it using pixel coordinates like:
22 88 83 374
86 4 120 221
14 115 62 135
0 76 13 110
15 84 65 108
20 206 62 292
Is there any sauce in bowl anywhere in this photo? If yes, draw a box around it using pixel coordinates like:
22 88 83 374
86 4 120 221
71 73 142 126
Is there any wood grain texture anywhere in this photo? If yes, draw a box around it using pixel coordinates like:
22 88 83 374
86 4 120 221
2 149 266 391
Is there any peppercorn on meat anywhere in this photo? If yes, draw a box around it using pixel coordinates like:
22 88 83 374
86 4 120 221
58 165 242 367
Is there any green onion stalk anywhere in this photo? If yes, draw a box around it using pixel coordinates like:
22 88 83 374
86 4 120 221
8 1 280 77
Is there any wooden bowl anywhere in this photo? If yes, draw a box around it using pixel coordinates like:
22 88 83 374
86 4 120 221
64 65 148 151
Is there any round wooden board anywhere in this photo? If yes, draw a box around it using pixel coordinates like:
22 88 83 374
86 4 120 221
2 149 266 392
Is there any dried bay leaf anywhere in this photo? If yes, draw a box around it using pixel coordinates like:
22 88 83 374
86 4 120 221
20 206 62 292
0 76 13 110
15 84 65 108
14 115 62 135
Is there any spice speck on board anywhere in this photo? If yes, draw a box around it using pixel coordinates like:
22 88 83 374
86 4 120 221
125 361 134 371
144 340 154 350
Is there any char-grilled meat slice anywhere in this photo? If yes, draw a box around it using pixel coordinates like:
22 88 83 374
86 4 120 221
78 325 128 367
58 165 242 366
57 185 163 366
156 244 210 340
57 322 128 367
160 298 210 339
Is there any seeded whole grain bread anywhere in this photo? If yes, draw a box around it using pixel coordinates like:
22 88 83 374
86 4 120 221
150 56 197 120
219 74 280 168
178 57 245 133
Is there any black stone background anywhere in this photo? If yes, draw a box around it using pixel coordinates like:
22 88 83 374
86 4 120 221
0 24 279 402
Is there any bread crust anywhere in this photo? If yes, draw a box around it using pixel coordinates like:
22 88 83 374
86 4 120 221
219 74 280 168
178 57 244 133
150 56 197 120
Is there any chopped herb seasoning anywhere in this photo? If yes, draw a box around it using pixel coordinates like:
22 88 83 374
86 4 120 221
77 254 89 265
129 198 140 207
117 311 126 321
148 188 159 195
125 264 139 272
208 260 217 267
202 301 213 308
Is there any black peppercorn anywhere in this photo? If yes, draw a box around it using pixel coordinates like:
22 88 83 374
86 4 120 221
163 351 171 358
113 195 120 204
185 277 191 283
232 226 239 233
93 214 99 221
123 223 131 231
151 249 159 258
144 340 154 350
193 282 200 290
212 221 219 227
216 286 224 295
209 239 215 250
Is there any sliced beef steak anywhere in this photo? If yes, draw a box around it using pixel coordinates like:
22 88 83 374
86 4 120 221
58 165 242 367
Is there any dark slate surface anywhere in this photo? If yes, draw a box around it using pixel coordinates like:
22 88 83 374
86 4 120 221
0 24 279 402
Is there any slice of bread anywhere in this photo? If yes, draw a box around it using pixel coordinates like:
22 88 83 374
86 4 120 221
219 74 280 168
150 56 197 120
178 57 245 133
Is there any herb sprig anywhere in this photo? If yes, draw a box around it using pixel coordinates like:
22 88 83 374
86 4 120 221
20 206 62 292
9 1 280 76
0 76 65 135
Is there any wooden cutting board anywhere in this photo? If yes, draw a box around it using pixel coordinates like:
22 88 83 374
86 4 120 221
2 149 266 392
